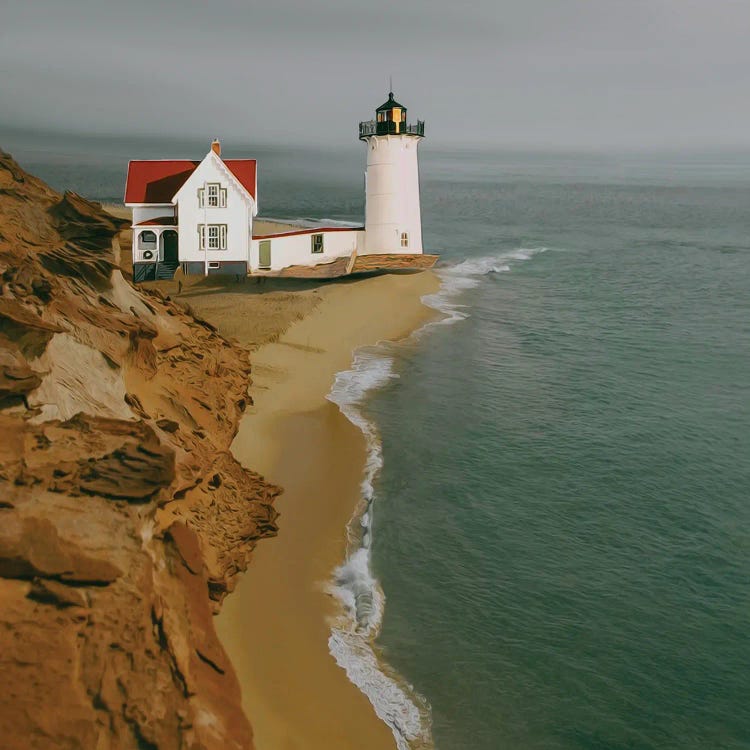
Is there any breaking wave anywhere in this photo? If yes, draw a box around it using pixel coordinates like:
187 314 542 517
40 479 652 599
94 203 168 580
420 246 548 326
325 247 546 749
327 351 431 750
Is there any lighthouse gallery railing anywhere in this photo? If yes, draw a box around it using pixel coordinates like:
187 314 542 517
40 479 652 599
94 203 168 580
359 120 425 138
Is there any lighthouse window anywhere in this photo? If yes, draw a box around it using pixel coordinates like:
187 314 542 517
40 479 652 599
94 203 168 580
401 232 409 248
311 234 324 254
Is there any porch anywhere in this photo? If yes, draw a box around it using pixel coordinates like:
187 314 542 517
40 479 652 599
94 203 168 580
132 217 179 282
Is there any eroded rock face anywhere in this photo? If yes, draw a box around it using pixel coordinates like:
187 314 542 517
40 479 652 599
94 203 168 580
0 149 280 749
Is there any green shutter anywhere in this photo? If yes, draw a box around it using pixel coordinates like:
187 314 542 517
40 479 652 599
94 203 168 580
259 240 271 268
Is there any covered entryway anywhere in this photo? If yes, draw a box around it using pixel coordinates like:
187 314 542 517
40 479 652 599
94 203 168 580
156 230 179 280
132 217 178 283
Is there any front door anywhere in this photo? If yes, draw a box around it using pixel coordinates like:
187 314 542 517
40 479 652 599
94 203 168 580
162 231 179 263
259 240 271 268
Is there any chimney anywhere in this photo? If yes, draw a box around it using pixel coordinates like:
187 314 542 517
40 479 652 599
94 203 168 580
211 139 221 157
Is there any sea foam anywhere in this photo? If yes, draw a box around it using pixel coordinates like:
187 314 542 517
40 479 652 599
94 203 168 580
420 247 548 328
325 247 547 749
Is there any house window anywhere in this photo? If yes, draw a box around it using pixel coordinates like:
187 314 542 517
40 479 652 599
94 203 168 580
198 183 227 208
208 225 220 248
198 224 228 250
400 232 409 248
138 230 157 248
311 233 324 254
208 262 221 269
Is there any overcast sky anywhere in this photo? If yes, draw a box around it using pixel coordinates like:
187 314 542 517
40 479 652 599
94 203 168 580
2 0 749 150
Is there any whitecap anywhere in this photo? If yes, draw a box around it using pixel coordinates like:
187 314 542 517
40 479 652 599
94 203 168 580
324 245 548 748
419 246 548 329
326 350 432 748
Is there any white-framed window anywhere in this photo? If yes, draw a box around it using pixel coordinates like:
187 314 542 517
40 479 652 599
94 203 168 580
198 224 228 250
198 183 227 208
311 233 324 254
400 232 409 248
208 262 221 269
138 230 157 249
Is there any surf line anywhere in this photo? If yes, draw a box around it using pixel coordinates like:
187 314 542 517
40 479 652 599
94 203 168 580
324 248 547 749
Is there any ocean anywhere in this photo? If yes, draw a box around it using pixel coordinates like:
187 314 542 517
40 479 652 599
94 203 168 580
6 129 749 749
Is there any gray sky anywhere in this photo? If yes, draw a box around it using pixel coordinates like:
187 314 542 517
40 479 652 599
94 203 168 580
2 0 749 149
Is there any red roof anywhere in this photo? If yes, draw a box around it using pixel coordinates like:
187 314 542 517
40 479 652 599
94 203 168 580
125 158 257 204
252 226 364 240
224 160 257 200
133 216 177 227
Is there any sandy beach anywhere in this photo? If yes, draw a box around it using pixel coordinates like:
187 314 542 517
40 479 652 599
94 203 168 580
195 271 441 749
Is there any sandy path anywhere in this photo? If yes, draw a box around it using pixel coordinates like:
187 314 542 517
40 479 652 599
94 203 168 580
215 272 440 750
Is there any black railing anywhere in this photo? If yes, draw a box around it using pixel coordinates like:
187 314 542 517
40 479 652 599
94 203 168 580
359 120 425 139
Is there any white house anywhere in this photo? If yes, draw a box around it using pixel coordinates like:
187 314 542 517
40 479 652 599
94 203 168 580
125 92 429 281
125 141 257 281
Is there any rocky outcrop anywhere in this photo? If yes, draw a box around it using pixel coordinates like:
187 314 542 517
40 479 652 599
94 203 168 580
0 150 281 749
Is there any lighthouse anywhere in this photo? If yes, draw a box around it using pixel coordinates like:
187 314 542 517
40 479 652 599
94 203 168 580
359 92 425 254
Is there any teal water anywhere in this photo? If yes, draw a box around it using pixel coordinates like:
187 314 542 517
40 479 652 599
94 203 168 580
367 162 750 749
5 130 749 749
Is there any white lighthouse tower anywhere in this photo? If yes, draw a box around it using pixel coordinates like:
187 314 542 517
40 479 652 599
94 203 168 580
359 91 425 254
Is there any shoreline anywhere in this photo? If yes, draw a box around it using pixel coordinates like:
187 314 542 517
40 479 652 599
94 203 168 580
214 271 441 749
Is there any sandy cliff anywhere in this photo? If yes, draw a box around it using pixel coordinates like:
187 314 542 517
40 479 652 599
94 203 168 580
0 150 280 750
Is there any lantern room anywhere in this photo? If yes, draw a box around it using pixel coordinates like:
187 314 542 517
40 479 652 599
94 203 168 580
376 92 407 132
359 91 425 139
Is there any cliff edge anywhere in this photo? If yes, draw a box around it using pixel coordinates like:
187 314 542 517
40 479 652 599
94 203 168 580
0 150 280 749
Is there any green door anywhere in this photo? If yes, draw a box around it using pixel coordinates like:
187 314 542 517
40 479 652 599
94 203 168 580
162 231 178 263
259 240 271 268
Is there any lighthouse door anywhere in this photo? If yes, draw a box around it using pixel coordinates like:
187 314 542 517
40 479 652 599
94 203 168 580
259 240 271 268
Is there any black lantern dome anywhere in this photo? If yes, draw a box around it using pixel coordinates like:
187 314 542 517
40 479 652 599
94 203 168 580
376 91 407 115
359 92 425 139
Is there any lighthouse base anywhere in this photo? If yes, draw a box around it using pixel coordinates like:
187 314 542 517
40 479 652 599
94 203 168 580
250 253 438 279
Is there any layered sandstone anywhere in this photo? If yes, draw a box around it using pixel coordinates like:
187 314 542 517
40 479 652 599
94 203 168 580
0 150 280 750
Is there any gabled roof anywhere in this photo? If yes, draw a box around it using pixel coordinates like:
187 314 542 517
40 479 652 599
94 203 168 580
376 92 406 112
125 160 197 204
125 158 257 204
223 160 257 200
